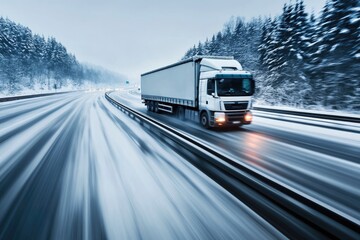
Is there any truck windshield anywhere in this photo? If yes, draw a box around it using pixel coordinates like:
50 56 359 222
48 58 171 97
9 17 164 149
216 78 254 96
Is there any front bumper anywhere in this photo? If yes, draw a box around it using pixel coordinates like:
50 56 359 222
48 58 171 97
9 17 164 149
212 110 252 127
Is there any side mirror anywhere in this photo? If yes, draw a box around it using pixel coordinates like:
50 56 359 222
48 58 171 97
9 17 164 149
211 93 217 98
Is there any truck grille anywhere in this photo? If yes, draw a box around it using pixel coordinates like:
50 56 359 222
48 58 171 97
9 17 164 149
226 112 245 122
224 101 248 110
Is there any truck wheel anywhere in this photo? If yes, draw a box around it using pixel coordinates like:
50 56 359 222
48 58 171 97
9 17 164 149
147 101 151 111
154 102 159 113
177 106 185 120
149 101 154 112
200 112 210 128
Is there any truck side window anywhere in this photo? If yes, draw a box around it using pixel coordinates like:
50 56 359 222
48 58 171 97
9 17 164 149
207 79 214 95
242 79 251 93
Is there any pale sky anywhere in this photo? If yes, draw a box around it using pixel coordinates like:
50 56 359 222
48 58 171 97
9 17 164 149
1 0 326 82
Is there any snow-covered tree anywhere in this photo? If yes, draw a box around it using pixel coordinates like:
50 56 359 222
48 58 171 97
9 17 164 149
307 0 360 109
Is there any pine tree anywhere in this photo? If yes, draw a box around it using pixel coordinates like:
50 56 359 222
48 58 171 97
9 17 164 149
233 18 248 66
196 42 204 55
212 32 223 56
182 44 197 60
203 38 211 55
330 0 360 109
308 0 360 109
305 13 320 105
32 34 47 87
207 35 217 55
244 18 262 71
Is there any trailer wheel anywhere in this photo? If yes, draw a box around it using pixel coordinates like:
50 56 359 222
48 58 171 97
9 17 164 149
200 112 210 128
146 101 151 111
154 102 159 113
176 106 185 120
149 101 154 112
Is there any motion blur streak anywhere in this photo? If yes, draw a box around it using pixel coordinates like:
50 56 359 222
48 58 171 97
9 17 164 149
0 92 284 239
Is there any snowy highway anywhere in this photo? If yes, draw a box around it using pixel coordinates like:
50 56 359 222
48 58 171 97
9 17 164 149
0 90 359 239
0 91 284 239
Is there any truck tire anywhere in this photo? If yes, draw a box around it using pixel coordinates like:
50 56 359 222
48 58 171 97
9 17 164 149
149 101 154 112
176 106 185 120
147 101 151 111
200 112 210 128
154 102 159 113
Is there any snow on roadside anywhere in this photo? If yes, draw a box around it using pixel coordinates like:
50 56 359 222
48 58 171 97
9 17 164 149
254 101 360 118
0 81 118 98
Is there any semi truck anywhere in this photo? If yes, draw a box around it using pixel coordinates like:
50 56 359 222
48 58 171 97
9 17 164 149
141 56 255 128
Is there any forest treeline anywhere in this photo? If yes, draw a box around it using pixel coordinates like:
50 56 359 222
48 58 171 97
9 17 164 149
0 17 123 94
183 0 360 111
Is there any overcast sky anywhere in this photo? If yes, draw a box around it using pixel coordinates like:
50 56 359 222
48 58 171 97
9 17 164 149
1 0 326 82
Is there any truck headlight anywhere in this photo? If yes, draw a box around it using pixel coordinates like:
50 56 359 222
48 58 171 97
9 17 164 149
244 112 252 122
214 112 226 123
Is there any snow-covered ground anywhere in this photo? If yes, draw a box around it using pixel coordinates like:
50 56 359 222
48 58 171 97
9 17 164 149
1 81 64 97
0 81 118 98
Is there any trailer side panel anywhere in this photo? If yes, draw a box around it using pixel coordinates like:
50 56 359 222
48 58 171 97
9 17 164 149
141 61 197 108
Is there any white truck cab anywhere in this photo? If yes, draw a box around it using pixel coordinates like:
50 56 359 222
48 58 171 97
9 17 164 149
198 58 254 128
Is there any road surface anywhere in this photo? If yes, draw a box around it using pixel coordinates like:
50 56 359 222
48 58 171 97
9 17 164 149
0 91 284 239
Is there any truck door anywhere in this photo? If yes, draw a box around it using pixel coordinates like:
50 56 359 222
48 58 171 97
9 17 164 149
200 79 217 111
199 79 206 108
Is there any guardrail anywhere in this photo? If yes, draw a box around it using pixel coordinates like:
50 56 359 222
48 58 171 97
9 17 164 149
253 107 360 123
0 91 75 102
105 91 359 239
